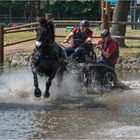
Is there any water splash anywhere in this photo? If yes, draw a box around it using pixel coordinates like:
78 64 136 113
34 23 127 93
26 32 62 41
0 68 49 104
0 68 139 103
122 80 140 89
0 68 86 104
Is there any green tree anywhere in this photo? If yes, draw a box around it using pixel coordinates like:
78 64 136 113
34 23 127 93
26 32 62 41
40 0 100 20
0 0 101 22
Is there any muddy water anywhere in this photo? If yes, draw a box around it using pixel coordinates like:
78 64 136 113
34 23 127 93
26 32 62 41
0 68 140 139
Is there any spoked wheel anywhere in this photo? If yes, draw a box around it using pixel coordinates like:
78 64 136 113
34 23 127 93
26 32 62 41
102 72 115 88
83 70 100 93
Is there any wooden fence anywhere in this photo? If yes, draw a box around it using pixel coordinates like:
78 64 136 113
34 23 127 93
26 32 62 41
0 20 140 64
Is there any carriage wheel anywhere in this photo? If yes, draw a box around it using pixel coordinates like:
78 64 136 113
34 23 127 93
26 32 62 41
102 72 115 88
84 70 99 93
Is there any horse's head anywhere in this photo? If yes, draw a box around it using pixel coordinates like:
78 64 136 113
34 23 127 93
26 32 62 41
35 24 53 55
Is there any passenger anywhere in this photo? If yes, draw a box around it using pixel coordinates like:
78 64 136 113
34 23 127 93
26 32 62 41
97 29 119 68
96 29 120 86
63 20 93 62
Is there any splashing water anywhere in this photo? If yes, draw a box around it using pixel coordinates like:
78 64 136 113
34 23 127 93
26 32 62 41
122 80 140 89
0 67 140 139
0 68 139 100
0 67 90 104
0 68 36 104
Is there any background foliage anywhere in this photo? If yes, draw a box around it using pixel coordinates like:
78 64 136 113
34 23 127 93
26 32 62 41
0 0 101 23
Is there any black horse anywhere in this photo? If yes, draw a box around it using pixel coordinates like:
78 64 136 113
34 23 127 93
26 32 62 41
31 18 66 98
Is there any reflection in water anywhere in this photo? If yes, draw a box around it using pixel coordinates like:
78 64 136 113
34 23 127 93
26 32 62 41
0 68 140 139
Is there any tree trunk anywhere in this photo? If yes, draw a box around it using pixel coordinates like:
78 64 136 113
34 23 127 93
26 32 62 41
111 0 130 48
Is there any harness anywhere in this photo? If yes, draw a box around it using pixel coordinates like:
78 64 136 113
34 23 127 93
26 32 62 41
73 27 92 47
102 38 119 65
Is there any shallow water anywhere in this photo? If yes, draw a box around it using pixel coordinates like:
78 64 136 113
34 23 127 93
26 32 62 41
0 68 140 139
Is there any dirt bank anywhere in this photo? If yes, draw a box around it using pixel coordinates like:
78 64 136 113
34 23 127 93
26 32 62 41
4 41 35 56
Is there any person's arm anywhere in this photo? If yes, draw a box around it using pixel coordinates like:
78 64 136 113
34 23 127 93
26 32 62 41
97 40 112 58
63 32 74 43
102 42 117 58
95 39 104 49
97 39 104 45
101 49 110 58
63 27 77 43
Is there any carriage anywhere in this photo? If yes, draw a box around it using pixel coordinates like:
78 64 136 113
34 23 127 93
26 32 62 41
65 44 118 93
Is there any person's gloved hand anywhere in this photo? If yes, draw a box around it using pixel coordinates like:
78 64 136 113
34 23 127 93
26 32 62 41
85 38 92 44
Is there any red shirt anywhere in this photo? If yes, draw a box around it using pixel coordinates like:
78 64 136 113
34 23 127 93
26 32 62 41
71 27 93 47
98 37 119 65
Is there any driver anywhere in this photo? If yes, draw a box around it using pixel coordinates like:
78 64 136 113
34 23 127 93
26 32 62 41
63 20 93 60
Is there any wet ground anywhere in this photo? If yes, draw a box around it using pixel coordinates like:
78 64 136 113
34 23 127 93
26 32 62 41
0 68 140 139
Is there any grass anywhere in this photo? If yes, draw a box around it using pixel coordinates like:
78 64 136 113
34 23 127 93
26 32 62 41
4 56 11 67
126 29 140 36
4 28 140 58
4 31 36 45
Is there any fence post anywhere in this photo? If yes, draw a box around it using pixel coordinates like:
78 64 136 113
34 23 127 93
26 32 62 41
0 25 4 64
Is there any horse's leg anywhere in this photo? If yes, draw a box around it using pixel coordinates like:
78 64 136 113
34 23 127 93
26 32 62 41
32 65 42 97
44 72 56 98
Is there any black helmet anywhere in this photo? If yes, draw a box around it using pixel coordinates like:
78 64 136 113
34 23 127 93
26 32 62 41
101 29 110 37
80 20 89 27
